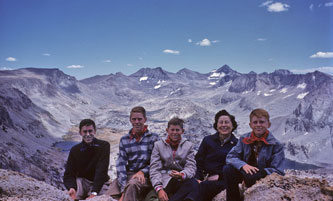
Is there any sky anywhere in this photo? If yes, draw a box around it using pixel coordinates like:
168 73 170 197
0 0 333 80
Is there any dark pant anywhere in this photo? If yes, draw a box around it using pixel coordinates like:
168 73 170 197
223 164 267 201
165 178 199 201
198 180 225 201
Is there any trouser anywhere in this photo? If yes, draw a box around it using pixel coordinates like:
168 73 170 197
76 177 110 200
198 180 225 201
223 164 267 201
164 178 199 201
106 172 151 201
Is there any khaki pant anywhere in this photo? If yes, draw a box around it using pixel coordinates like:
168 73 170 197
105 172 151 201
76 177 110 200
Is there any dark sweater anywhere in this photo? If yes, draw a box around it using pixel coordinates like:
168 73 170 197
63 138 110 193
195 133 238 180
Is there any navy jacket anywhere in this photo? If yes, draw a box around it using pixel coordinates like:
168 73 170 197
195 133 238 180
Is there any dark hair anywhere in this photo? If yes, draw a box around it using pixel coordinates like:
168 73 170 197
168 117 184 130
79 119 96 131
213 109 238 132
130 106 146 119
250 108 270 122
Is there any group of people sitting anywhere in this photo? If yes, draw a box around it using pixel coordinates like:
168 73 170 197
63 106 285 201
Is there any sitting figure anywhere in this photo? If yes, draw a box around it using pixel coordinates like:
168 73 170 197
195 109 238 201
63 119 110 200
223 108 285 201
107 106 160 201
150 117 198 201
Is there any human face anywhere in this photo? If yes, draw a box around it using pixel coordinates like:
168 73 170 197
249 116 271 137
217 115 233 136
80 125 95 144
130 112 146 134
166 124 184 142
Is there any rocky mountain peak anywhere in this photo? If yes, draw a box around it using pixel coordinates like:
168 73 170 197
130 67 171 80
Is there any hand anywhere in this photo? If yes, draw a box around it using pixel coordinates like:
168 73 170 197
119 193 124 201
86 194 96 199
242 164 259 175
132 171 145 184
158 189 169 201
169 170 182 179
196 179 202 184
68 188 76 200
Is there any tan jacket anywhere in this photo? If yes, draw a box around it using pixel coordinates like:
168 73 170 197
149 138 196 189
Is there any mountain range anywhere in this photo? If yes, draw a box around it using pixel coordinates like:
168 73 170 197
1 65 333 187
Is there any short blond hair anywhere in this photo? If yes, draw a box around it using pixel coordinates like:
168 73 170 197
250 108 270 121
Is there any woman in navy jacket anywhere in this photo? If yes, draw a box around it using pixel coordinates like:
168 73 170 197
195 109 238 201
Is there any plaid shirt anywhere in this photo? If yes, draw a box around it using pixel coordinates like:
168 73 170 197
116 129 160 192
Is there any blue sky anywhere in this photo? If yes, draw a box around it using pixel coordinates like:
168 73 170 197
1 0 332 80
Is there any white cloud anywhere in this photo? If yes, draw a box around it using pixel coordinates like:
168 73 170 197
310 52 333 58
196 38 211 46
188 39 192 43
67 65 84 69
1 67 13 70
6 57 17 61
309 4 314 10
103 60 112 63
127 64 133 67
260 0 273 7
291 67 333 74
260 1 290 12
139 57 143 60
163 49 180 55
257 38 267 41
43 53 51 56
267 2 290 12
325 1 333 7
212 40 220 43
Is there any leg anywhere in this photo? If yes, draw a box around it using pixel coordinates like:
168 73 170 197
199 180 225 201
76 177 93 200
240 169 267 187
168 178 199 201
122 176 151 201
223 165 243 201
143 189 159 201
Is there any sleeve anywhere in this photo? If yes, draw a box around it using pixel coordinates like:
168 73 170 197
226 139 247 170
92 142 110 193
264 143 285 175
195 138 207 180
140 133 161 176
181 143 196 179
63 149 78 191
116 138 128 192
149 141 164 189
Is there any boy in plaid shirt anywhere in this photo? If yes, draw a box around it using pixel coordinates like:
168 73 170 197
107 106 160 201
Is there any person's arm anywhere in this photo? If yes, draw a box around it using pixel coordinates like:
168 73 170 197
92 141 110 193
226 139 247 170
116 138 129 192
181 142 197 180
195 137 207 181
139 134 161 177
264 143 285 175
149 141 164 192
63 149 78 192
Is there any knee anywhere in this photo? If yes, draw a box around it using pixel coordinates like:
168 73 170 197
223 164 234 174
127 178 140 187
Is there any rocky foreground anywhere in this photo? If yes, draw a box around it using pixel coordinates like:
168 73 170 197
0 168 332 201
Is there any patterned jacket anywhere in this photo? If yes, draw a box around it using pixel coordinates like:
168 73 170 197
116 129 160 192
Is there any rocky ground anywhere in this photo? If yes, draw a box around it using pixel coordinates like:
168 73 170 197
1 168 333 201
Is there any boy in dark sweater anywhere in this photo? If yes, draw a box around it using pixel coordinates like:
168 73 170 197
64 119 110 200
